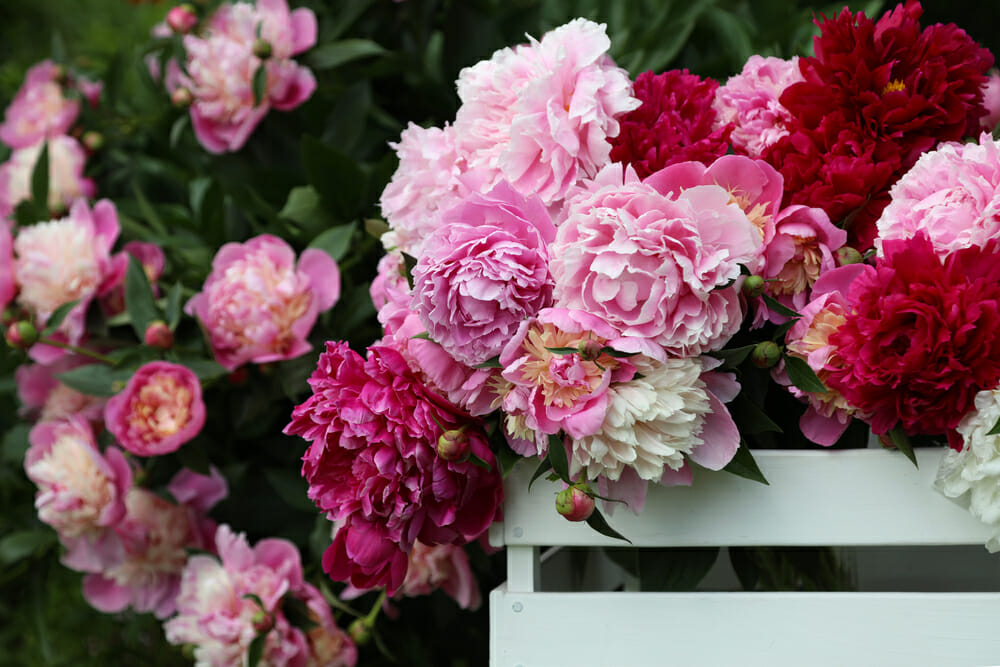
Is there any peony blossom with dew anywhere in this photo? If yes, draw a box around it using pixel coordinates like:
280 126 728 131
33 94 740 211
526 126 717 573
169 0 317 153
186 234 340 370
0 135 96 219
0 60 80 149
104 361 206 457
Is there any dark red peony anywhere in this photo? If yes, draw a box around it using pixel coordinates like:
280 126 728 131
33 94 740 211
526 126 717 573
284 341 503 594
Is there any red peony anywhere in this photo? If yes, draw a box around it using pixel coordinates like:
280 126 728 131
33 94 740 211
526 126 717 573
284 342 503 594
609 69 732 179
826 234 1000 438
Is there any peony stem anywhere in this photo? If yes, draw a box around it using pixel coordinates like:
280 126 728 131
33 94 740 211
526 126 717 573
36 338 116 365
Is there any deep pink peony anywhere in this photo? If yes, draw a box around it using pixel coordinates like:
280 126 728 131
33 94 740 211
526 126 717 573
609 69 732 178
411 182 556 366
284 342 503 595
0 220 14 311
826 234 1000 436
0 135 96 219
186 234 340 370
0 60 80 149
104 361 206 457
171 0 317 153
551 163 759 355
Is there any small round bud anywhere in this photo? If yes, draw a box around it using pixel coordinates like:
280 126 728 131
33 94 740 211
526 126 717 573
181 644 197 660
348 619 371 646
252 610 274 633
144 321 174 350
555 483 595 522
253 38 272 60
835 246 864 266
742 274 766 298
437 429 470 462
577 339 604 361
82 131 104 152
167 5 199 34
750 341 781 369
5 321 38 349
171 87 193 108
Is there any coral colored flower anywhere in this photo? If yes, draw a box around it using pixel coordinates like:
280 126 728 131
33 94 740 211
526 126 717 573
0 135 96 219
876 133 1000 257
713 55 803 158
284 342 503 594
454 18 638 204
15 357 106 423
551 163 759 354
104 361 205 457
186 234 340 370
826 234 1000 436
170 0 317 153
411 182 555 366
0 60 80 149
609 69 732 178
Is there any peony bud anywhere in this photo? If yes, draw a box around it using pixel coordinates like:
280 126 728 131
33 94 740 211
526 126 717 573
555 483 595 522
437 428 470 462
1 307 20 327
81 131 104 152
252 610 274 634
171 87 193 108
166 5 198 34
144 321 174 349
835 246 864 266
253 38 272 60
348 619 371 646
750 341 781 369
5 321 38 349
577 339 605 361
742 274 766 298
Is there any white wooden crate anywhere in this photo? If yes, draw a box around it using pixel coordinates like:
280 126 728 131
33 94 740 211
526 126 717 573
489 449 1000 666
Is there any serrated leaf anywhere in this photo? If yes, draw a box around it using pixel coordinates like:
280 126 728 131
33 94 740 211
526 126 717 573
308 39 386 70
56 365 118 397
783 354 827 394
762 293 801 319
42 299 81 336
165 282 183 331
252 64 267 106
30 141 49 212
528 457 553 492
888 426 918 468
547 434 570 483
586 507 632 544
126 255 160 340
309 223 357 263
722 440 770 485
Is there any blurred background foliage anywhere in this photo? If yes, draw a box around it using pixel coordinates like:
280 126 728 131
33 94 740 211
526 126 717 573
1 0 998 665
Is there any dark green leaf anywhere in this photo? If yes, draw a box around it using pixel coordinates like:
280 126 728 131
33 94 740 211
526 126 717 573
252 64 267 106
165 282 183 331
282 595 319 633
14 198 49 226
601 347 637 358
401 252 417 290
710 344 756 369
308 39 386 69
495 438 522 479
30 141 49 211
545 347 578 355
0 530 56 565
468 452 492 471
722 440 770 485
176 440 212 475
887 426 918 468
585 507 632 544
783 355 827 394
762 294 801 319
56 365 118 397
527 457 553 492
125 255 160 340
242 592 265 610
278 186 333 234
175 358 228 382
637 547 720 591
264 468 317 512
2 424 31 463
729 394 782 435
169 114 189 149
474 357 502 369
301 136 367 222
987 415 1000 437
547 434 570 483
365 218 389 239
771 318 799 342
41 299 81 336
131 182 167 235
248 630 268 667
309 223 357 263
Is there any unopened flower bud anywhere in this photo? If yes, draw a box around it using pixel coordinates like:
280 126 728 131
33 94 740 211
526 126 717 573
167 4 199 33
171 87 193 108
252 610 273 633
5 321 38 349
555 483 595 522
1 307 19 327
437 428 470 462
348 619 371 646
578 339 604 361
742 274 766 298
82 131 104 152
750 341 781 369
253 38 272 60
144 321 174 349
835 246 864 266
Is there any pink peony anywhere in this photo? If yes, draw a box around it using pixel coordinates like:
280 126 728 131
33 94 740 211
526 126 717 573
0 60 80 149
0 135 96 219
982 69 1000 130
712 55 803 158
551 163 759 355
104 361 205 457
876 133 1000 257
453 18 638 204
370 251 412 336
284 342 503 594
0 220 14 310
396 542 481 610
411 182 556 366
186 234 340 370
15 356 106 423
171 0 317 153
99 240 166 316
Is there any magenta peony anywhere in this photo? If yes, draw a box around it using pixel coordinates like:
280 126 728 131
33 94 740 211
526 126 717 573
0 60 80 149
0 220 14 311
186 234 340 370
0 135 95 219
284 342 503 594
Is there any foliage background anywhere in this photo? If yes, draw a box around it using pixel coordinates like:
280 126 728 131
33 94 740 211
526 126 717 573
1 0 997 664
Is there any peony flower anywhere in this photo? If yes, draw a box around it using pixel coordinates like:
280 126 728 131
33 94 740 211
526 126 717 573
551 162 759 355
370 251 412 336
186 234 340 370
99 240 166 316
171 0 317 153
395 541 481 610
104 361 205 457
982 70 1000 130
1 220 15 311
876 133 1000 257
712 55 803 158
15 356 106 423
0 60 80 149
609 69 732 178
411 182 556 366
284 342 503 594
0 135 96 219
453 18 638 204
826 233 1000 436
935 388 1000 551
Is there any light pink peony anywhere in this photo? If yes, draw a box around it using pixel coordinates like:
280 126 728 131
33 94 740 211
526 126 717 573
712 55 803 158
411 182 555 366
0 60 80 149
551 162 759 355
0 135 96 219
0 220 14 310
15 356 106 423
453 18 639 204
186 234 340 370
104 361 206 457
982 70 1000 130
876 133 1000 257
171 0 317 153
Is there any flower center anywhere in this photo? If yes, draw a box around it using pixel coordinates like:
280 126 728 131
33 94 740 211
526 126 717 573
881 79 906 95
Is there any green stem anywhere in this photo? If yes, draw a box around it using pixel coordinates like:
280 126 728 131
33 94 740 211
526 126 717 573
37 337 116 365
363 590 388 627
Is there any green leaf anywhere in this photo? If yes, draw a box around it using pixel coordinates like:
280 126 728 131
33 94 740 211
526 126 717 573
278 186 333 234
30 141 49 211
169 114 189 149
783 354 827 394
722 440 770 485
131 182 167 235
771 319 799 342
252 64 267 106
495 438 522 479
545 346 578 355
282 595 319 633
887 426 918 468
710 344 756 369
0 530 56 565
165 282 184 331
41 299 81 336
56 365 119 397
547 434 570 483
474 356 502 369
301 136 367 222
528 457 553 492
308 38 386 69
762 294 801 319
409 331 432 341
309 222 357 263
125 255 160 341
365 218 390 239
243 592 266 610
729 394 783 435
987 415 1000 437
174 358 228 382
264 468 317 512
176 441 212 475
2 424 31 463
585 507 632 544
601 347 637 358
248 630 268 667
401 252 417 290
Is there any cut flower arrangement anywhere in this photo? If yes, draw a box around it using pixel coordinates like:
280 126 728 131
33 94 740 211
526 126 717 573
4 0 1000 664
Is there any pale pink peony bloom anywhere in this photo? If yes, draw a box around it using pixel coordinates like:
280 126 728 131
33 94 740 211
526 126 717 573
0 135 96 219
104 361 206 457
370 251 412 336
0 220 14 310
0 60 80 149
552 162 759 355
172 0 317 153
186 234 340 370
12 198 120 362
397 542 481 610
982 70 1000 131
411 182 556 366
713 55 803 158
15 356 106 423
454 18 639 204
876 133 1000 257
